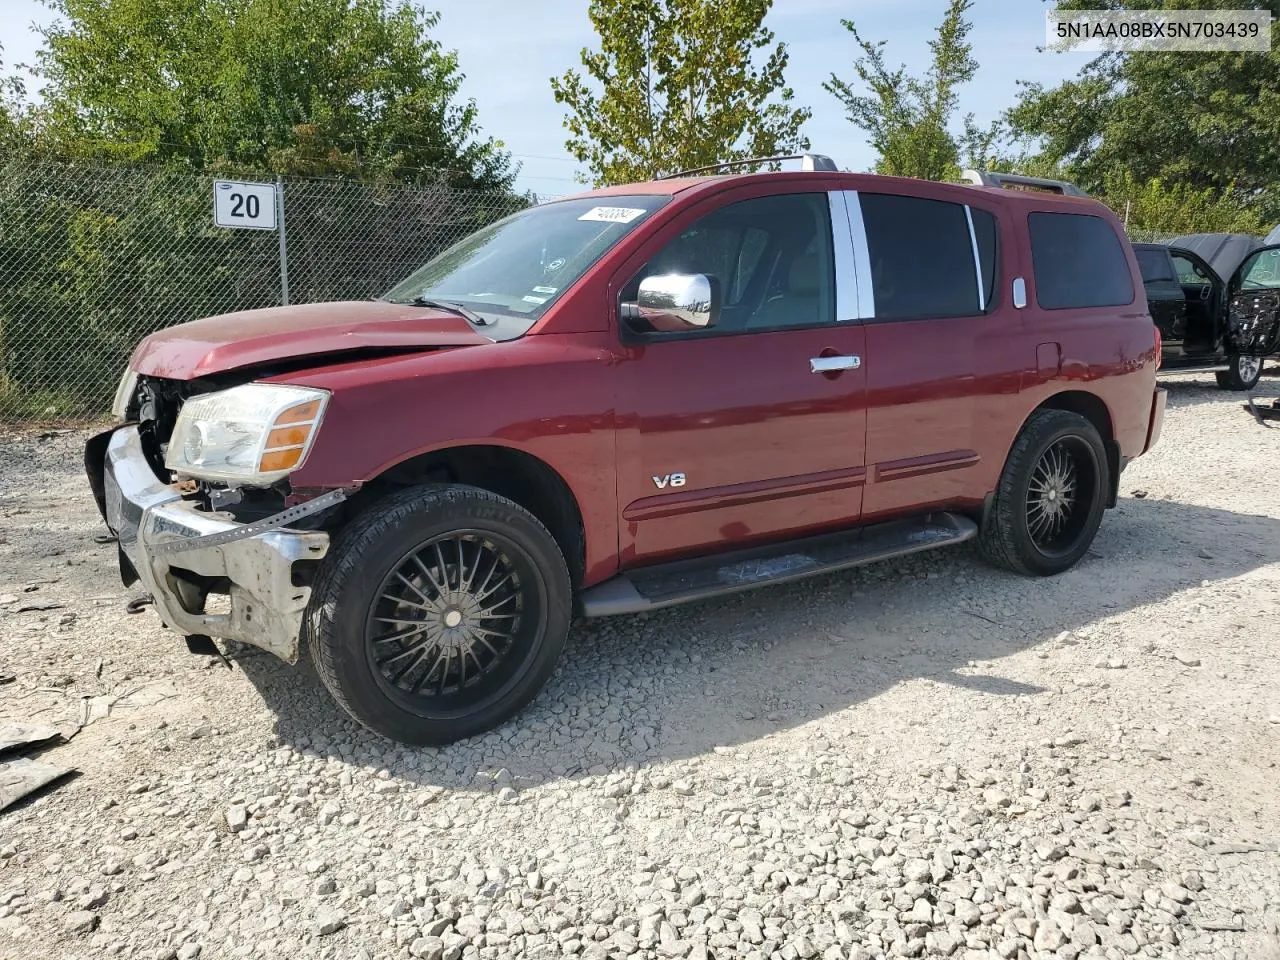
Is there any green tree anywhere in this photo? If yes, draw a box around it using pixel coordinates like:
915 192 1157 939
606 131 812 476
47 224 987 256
0 46 30 151
32 0 514 189
1100 170 1265 236
824 0 982 181
551 0 810 186
1008 0 1280 218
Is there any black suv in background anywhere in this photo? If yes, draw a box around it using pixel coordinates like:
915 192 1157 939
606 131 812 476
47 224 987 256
1135 233 1280 390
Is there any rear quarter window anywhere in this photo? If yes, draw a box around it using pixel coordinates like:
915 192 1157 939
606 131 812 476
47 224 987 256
1029 212 1135 309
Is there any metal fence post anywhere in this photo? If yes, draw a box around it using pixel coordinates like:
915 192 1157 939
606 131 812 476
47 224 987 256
276 176 291 306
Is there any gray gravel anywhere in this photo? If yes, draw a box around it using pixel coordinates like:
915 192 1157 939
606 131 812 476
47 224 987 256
1 375 1278 960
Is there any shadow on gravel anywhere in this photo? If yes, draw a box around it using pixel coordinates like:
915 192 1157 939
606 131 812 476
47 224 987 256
1159 373 1279 409
237 492 1280 793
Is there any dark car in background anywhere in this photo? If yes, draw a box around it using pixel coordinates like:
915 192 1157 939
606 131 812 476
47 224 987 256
1134 233 1280 390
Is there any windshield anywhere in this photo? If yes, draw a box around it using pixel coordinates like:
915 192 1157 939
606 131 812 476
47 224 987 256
384 194 669 340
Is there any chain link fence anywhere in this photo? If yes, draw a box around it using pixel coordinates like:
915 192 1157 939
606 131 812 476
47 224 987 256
1126 228 1183 244
0 157 1213 423
0 156 528 421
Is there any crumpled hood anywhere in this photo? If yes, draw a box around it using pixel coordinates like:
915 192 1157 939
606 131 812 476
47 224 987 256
129 300 493 380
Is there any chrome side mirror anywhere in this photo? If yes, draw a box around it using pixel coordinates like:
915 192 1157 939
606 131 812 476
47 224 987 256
636 274 719 332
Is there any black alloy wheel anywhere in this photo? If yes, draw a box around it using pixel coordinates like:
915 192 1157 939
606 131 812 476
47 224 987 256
978 409 1109 577
367 531 534 715
306 485 572 745
1024 437 1095 560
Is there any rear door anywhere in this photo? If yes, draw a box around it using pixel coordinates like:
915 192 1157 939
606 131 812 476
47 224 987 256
613 189 868 566
1168 247 1224 353
1135 246 1186 342
846 189 1000 521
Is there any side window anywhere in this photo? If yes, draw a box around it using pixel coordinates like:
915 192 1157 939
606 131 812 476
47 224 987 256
1028 212 1134 309
860 193 982 320
731 227 769 305
1172 254 1209 285
623 193 835 335
971 208 999 307
1136 249 1176 284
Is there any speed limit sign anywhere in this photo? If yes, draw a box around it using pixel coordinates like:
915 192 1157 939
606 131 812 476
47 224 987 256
213 179 278 230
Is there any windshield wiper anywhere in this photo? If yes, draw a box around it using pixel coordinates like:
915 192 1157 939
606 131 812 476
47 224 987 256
408 296 490 326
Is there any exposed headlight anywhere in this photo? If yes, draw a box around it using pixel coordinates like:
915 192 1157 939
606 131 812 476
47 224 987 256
111 369 139 421
165 384 329 486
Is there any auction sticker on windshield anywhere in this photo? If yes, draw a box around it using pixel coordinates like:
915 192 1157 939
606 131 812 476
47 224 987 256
578 207 647 223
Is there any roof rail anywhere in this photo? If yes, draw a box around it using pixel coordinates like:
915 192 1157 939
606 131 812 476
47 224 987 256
960 169 1090 197
657 153 839 180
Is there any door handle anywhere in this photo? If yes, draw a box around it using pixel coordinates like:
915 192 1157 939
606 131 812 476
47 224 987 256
810 355 861 373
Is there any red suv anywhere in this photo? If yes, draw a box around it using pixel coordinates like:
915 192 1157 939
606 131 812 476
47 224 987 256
87 157 1165 745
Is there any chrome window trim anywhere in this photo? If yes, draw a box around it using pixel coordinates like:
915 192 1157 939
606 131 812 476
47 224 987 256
842 190 877 319
828 191 858 323
964 205 986 311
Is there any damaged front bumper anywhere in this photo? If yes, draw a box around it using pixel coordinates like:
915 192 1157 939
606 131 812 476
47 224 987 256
87 425 338 663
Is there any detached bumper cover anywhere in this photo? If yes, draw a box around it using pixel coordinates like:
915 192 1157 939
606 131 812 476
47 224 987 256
95 425 333 662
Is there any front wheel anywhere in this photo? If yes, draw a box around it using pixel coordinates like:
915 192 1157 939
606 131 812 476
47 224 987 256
1215 354 1263 391
978 409 1109 577
305 485 572 745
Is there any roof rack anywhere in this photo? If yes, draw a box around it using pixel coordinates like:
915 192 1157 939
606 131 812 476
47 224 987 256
960 169 1090 197
657 153 839 180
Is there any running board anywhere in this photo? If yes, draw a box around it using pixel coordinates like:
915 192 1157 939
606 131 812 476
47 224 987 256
580 512 978 617
1159 364 1231 376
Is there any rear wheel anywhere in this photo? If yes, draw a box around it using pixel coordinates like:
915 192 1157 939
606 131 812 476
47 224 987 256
1215 354 1263 391
979 409 1109 577
306 485 572 745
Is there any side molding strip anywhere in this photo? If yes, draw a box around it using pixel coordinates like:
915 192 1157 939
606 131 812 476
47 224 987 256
871 450 980 484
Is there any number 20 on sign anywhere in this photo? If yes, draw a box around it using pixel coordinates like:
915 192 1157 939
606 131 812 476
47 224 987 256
213 179 278 230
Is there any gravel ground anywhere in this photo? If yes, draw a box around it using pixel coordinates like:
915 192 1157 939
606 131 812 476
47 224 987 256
1 376 1278 960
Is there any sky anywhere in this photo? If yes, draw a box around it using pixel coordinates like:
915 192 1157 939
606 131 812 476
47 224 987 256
0 0 1093 196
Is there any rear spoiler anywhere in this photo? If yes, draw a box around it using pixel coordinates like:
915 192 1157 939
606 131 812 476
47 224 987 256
960 170 1090 198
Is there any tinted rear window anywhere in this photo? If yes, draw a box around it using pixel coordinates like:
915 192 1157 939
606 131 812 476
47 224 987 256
1029 212 1134 309
1136 248 1175 283
861 194 981 320
972 208 998 305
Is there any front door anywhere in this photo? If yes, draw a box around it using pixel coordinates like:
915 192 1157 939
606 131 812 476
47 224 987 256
614 191 868 566
1227 245 1280 357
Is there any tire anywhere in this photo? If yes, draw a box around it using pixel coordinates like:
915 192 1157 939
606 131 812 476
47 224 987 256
1215 354 1263 391
978 409 1109 577
305 484 572 745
